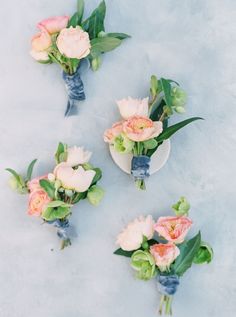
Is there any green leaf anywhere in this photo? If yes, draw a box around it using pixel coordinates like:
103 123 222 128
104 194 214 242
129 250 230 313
150 75 158 97
114 248 135 258
55 142 67 164
106 32 130 40
143 139 158 150
160 78 172 110
42 206 71 221
91 168 102 185
193 241 213 264
72 191 87 204
172 231 201 276
77 0 85 24
90 37 121 57
68 0 85 27
26 159 37 181
155 117 203 143
5 168 21 183
82 0 106 39
46 201 72 208
39 179 55 199
167 79 179 86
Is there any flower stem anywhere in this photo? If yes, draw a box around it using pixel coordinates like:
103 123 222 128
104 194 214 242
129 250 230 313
135 179 146 190
60 239 71 250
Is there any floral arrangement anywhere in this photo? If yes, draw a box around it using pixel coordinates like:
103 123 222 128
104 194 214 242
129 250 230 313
30 0 130 116
114 197 213 315
104 76 202 190
6 143 104 249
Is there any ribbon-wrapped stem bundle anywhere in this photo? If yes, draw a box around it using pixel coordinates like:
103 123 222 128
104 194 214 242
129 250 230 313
104 75 202 190
6 142 104 249
114 197 214 315
30 0 130 116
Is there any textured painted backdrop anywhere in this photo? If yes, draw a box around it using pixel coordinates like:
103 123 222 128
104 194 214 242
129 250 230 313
0 0 235 316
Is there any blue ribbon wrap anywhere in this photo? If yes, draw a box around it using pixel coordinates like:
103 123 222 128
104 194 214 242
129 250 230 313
157 274 180 296
47 219 76 242
131 155 151 180
62 66 85 117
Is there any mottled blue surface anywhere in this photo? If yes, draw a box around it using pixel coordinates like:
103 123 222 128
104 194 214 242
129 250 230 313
0 0 236 316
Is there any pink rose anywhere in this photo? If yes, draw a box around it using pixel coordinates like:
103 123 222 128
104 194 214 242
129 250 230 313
37 16 69 34
117 97 149 119
123 116 163 142
150 243 180 271
56 26 91 59
27 190 51 216
103 121 124 143
28 175 48 193
31 30 51 52
154 216 192 244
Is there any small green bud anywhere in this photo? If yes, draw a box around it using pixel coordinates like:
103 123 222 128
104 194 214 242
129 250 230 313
172 196 190 216
87 185 105 206
131 250 157 281
98 31 107 38
65 189 73 197
91 56 102 71
171 87 187 111
175 106 185 114
150 75 158 97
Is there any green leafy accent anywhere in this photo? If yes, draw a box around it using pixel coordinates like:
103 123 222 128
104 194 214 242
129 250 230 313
160 78 172 110
106 32 130 40
55 142 67 164
26 159 37 181
147 117 203 157
68 0 85 27
5 168 22 184
42 206 71 222
46 201 72 208
114 248 135 258
91 168 102 185
39 179 55 199
193 241 213 264
82 0 106 39
90 37 121 57
143 139 158 150
155 117 203 143
72 192 87 204
172 231 201 276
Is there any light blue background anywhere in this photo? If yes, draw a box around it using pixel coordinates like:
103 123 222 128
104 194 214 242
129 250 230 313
0 0 235 316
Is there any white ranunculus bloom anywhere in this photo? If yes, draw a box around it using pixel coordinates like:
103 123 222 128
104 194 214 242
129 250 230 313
54 163 95 193
117 96 149 119
116 215 155 251
66 146 92 167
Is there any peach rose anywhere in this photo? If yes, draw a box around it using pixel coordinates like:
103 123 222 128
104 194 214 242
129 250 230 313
30 50 49 61
31 30 51 52
57 26 91 59
150 243 180 271
117 97 149 119
103 121 124 143
54 163 95 193
27 190 51 216
123 116 163 142
37 16 69 34
154 216 193 244
28 175 48 193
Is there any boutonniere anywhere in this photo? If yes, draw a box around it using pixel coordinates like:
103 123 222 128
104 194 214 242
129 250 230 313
114 197 213 315
6 143 104 249
30 0 130 116
104 76 202 190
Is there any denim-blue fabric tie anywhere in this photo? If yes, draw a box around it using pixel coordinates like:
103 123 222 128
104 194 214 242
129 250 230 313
157 274 180 296
62 66 85 117
47 219 75 242
131 155 150 180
